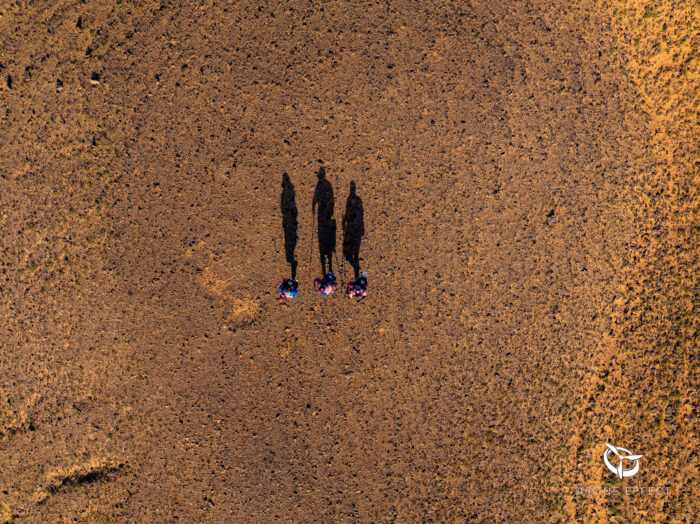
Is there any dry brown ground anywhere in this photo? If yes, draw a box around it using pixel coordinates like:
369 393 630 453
563 1 698 521
0 0 695 521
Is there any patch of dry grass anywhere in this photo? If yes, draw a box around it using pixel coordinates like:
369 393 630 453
32 458 125 505
564 0 698 521
0 394 40 442
197 265 260 328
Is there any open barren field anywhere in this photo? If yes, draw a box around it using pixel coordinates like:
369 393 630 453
0 0 696 521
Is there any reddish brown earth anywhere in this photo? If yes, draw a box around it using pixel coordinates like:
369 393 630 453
0 0 695 521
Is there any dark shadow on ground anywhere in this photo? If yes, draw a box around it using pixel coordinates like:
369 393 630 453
342 181 364 279
312 166 335 275
281 172 298 279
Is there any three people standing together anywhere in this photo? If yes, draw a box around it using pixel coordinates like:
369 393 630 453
279 166 367 301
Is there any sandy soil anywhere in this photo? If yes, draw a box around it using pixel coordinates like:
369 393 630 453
0 0 696 521
563 1 698 521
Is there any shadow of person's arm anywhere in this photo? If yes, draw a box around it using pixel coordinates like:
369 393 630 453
359 200 365 237
312 183 321 216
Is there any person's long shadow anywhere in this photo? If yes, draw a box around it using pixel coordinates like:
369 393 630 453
281 172 298 279
342 181 364 279
312 166 335 275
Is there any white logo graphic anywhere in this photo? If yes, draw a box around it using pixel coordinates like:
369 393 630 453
604 443 643 479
